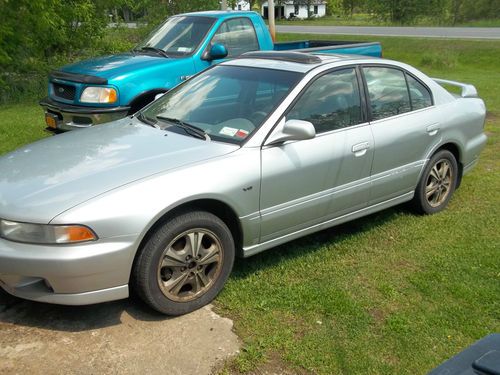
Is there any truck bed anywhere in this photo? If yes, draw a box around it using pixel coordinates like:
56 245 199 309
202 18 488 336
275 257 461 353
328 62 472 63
274 40 382 57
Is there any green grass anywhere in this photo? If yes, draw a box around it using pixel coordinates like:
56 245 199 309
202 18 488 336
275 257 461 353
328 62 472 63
0 104 48 154
274 14 500 27
0 36 499 374
217 36 500 374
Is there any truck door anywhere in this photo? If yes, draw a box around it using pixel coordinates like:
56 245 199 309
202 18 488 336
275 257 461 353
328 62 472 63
194 17 260 71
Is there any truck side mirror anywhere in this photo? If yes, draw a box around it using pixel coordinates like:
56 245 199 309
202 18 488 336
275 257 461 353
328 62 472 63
203 44 228 61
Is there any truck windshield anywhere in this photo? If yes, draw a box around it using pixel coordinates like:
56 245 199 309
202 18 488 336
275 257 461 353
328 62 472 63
136 16 215 57
140 65 303 144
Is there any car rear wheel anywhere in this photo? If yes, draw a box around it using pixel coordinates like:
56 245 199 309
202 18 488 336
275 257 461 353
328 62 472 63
132 211 235 315
412 150 458 215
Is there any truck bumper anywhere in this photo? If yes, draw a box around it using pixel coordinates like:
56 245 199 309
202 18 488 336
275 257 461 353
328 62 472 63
0 235 137 305
40 97 130 132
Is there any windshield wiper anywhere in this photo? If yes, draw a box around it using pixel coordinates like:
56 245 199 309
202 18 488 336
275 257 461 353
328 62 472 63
156 116 210 141
137 46 170 58
136 112 160 129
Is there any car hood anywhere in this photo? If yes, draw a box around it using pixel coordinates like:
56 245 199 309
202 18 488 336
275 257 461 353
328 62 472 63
0 119 238 223
60 52 175 81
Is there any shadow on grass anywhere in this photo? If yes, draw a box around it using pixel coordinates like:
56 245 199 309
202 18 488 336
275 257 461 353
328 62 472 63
231 206 409 280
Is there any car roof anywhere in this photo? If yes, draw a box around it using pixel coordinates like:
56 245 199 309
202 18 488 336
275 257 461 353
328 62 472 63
180 10 259 18
223 51 377 73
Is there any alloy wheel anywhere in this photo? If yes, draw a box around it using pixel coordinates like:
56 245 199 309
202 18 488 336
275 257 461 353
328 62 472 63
157 229 223 302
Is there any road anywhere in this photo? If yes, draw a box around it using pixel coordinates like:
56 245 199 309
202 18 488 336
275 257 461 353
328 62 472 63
276 25 500 39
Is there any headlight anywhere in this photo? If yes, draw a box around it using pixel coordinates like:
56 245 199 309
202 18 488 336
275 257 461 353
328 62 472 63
0 219 97 244
80 87 117 103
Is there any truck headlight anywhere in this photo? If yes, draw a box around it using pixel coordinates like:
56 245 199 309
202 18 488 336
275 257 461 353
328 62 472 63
0 219 98 244
80 87 117 104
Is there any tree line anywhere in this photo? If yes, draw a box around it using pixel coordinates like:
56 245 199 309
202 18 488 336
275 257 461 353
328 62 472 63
0 0 497 88
333 0 499 24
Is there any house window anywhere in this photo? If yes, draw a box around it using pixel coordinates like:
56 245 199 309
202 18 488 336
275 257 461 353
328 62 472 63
238 5 242 10
314 5 318 15
294 5 299 14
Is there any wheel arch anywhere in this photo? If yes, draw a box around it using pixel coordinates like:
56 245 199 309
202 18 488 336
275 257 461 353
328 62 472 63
127 89 168 115
435 142 464 189
134 199 244 266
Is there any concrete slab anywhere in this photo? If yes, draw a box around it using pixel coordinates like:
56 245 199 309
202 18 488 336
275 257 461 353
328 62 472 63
0 290 240 374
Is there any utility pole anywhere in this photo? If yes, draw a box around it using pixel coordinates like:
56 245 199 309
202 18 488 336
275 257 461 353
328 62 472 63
221 0 228 11
268 0 276 42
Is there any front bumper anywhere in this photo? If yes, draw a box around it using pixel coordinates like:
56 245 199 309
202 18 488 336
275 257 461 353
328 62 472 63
0 235 137 305
39 97 130 131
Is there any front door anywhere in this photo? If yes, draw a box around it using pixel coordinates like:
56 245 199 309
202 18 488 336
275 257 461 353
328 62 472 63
259 67 374 243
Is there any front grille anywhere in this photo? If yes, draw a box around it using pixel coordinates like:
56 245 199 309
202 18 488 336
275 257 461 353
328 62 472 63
52 82 76 101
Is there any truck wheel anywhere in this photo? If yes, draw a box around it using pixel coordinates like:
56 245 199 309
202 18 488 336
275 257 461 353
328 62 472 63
132 211 235 315
412 150 458 215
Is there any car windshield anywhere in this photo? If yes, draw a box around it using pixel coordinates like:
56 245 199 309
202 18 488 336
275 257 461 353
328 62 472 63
140 65 303 143
136 16 215 57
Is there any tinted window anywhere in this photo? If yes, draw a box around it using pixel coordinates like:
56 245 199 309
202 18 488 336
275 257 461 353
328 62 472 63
211 18 259 57
406 74 432 110
363 67 411 121
287 68 362 133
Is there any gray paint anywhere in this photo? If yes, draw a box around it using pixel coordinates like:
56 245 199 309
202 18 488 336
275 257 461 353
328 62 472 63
0 55 487 306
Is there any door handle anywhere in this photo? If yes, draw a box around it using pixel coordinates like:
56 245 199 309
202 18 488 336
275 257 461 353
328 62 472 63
426 123 440 136
352 142 370 157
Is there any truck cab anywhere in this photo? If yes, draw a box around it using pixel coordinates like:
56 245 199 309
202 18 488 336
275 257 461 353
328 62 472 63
40 11 381 132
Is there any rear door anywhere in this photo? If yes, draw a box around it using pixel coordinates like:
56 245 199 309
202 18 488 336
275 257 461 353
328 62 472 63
361 65 437 204
259 67 374 243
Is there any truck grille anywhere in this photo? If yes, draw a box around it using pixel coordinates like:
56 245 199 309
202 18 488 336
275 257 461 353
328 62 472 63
52 82 76 101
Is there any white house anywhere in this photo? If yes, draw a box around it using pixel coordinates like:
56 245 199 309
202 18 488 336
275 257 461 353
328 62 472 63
231 1 251 11
261 1 327 19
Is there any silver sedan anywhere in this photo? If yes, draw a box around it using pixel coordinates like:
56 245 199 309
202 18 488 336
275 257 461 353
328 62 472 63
0 52 487 315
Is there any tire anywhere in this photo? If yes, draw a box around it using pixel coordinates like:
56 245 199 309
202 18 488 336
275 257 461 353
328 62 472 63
412 150 458 215
132 211 235 315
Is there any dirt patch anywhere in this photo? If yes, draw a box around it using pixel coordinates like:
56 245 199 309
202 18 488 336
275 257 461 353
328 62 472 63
368 307 386 325
0 290 240 374
485 112 499 121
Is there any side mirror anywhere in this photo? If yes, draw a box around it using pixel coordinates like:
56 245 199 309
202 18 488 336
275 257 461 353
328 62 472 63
203 44 228 61
266 119 316 145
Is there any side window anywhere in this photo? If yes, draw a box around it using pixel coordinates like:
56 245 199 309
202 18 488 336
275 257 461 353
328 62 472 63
406 74 432 110
287 68 363 133
363 67 411 121
211 18 259 58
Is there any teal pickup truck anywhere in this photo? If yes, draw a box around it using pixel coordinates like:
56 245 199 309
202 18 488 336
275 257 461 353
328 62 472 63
40 10 382 131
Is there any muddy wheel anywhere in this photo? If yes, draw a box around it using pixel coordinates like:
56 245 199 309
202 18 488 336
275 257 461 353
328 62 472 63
412 150 458 215
132 211 234 315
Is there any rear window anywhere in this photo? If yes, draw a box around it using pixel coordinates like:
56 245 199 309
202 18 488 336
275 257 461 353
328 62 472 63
406 74 432 110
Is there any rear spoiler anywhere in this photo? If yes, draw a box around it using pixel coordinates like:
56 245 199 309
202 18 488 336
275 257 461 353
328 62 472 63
432 78 478 98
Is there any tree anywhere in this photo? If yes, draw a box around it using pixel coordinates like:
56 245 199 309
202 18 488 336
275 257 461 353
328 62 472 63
366 0 446 24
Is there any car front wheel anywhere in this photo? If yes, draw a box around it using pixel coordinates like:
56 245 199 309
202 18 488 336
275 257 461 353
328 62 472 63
413 149 458 215
132 210 235 315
